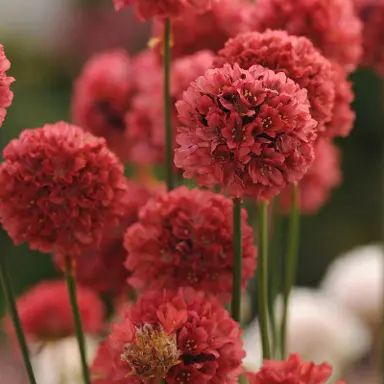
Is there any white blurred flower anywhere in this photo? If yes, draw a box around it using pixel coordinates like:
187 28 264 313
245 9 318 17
31 336 99 384
321 244 383 325
243 288 371 375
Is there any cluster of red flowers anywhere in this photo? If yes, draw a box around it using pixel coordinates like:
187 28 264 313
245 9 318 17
0 44 14 128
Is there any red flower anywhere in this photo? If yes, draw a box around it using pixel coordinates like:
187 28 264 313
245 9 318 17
124 186 257 302
0 121 127 257
113 0 216 20
5 280 104 342
0 44 14 127
92 287 244 384
247 354 338 384
174 64 318 200
75 181 158 295
152 0 251 58
280 139 342 214
216 30 335 132
248 0 362 73
354 0 384 77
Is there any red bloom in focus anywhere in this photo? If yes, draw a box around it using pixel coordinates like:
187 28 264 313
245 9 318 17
124 186 257 302
75 181 157 295
0 44 14 127
247 354 338 384
280 139 342 214
354 0 384 77
175 64 318 200
5 280 104 342
152 0 251 58
216 30 335 132
248 0 362 73
92 287 244 384
113 0 215 20
0 121 126 257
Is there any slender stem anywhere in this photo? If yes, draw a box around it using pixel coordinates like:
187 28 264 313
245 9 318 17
280 184 300 358
231 198 242 322
64 257 90 384
257 202 271 359
163 18 174 191
0 255 37 384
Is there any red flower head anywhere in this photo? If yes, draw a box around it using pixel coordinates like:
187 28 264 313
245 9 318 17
113 0 216 20
75 181 158 295
248 0 362 73
0 44 14 127
0 121 127 257
123 186 257 302
174 64 318 200
5 280 104 342
247 354 340 384
152 0 251 58
216 30 335 132
126 50 214 165
354 0 384 77
91 287 244 384
280 139 342 214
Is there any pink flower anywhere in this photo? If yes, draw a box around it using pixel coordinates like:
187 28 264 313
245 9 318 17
152 0 251 58
216 30 335 132
280 139 342 214
247 354 341 384
354 0 384 76
248 0 362 73
113 0 216 20
175 64 318 200
0 44 14 127
92 287 244 384
0 121 127 257
124 186 257 302
5 280 104 342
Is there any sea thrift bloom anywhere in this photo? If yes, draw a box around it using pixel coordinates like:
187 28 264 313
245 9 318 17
124 186 256 302
75 181 157 295
5 281 104 342
248 0 362 73
216 30 335 131
175 64 318 200
0 121 126 257
354 0 384 76
152 0 251 58
280 139 342 214
0 44 14 127
113 0 215 20
92 287 244 383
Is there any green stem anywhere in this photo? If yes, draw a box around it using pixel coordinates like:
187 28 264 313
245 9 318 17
64 257 90 384
231 198 242 322
257 202 271 359
280 184 300 358
0 255 37 384
163 18 174 191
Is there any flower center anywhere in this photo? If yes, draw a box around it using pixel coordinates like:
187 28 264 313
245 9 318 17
121 324 181 380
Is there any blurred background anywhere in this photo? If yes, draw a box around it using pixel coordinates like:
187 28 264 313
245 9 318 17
0 0 382 382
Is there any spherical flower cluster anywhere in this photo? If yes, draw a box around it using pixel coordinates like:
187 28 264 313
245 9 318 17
124 186 256 302
353 0 384 76
0 44 14 127
248 0 362 73
92 287 244 384
280 139 342 214
152 0 251 58
247 354 343 384
113 0 215 20
5 280 104 342
216 30 335 131
0 121 127 257
75 181 157 295
175 64 318 200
